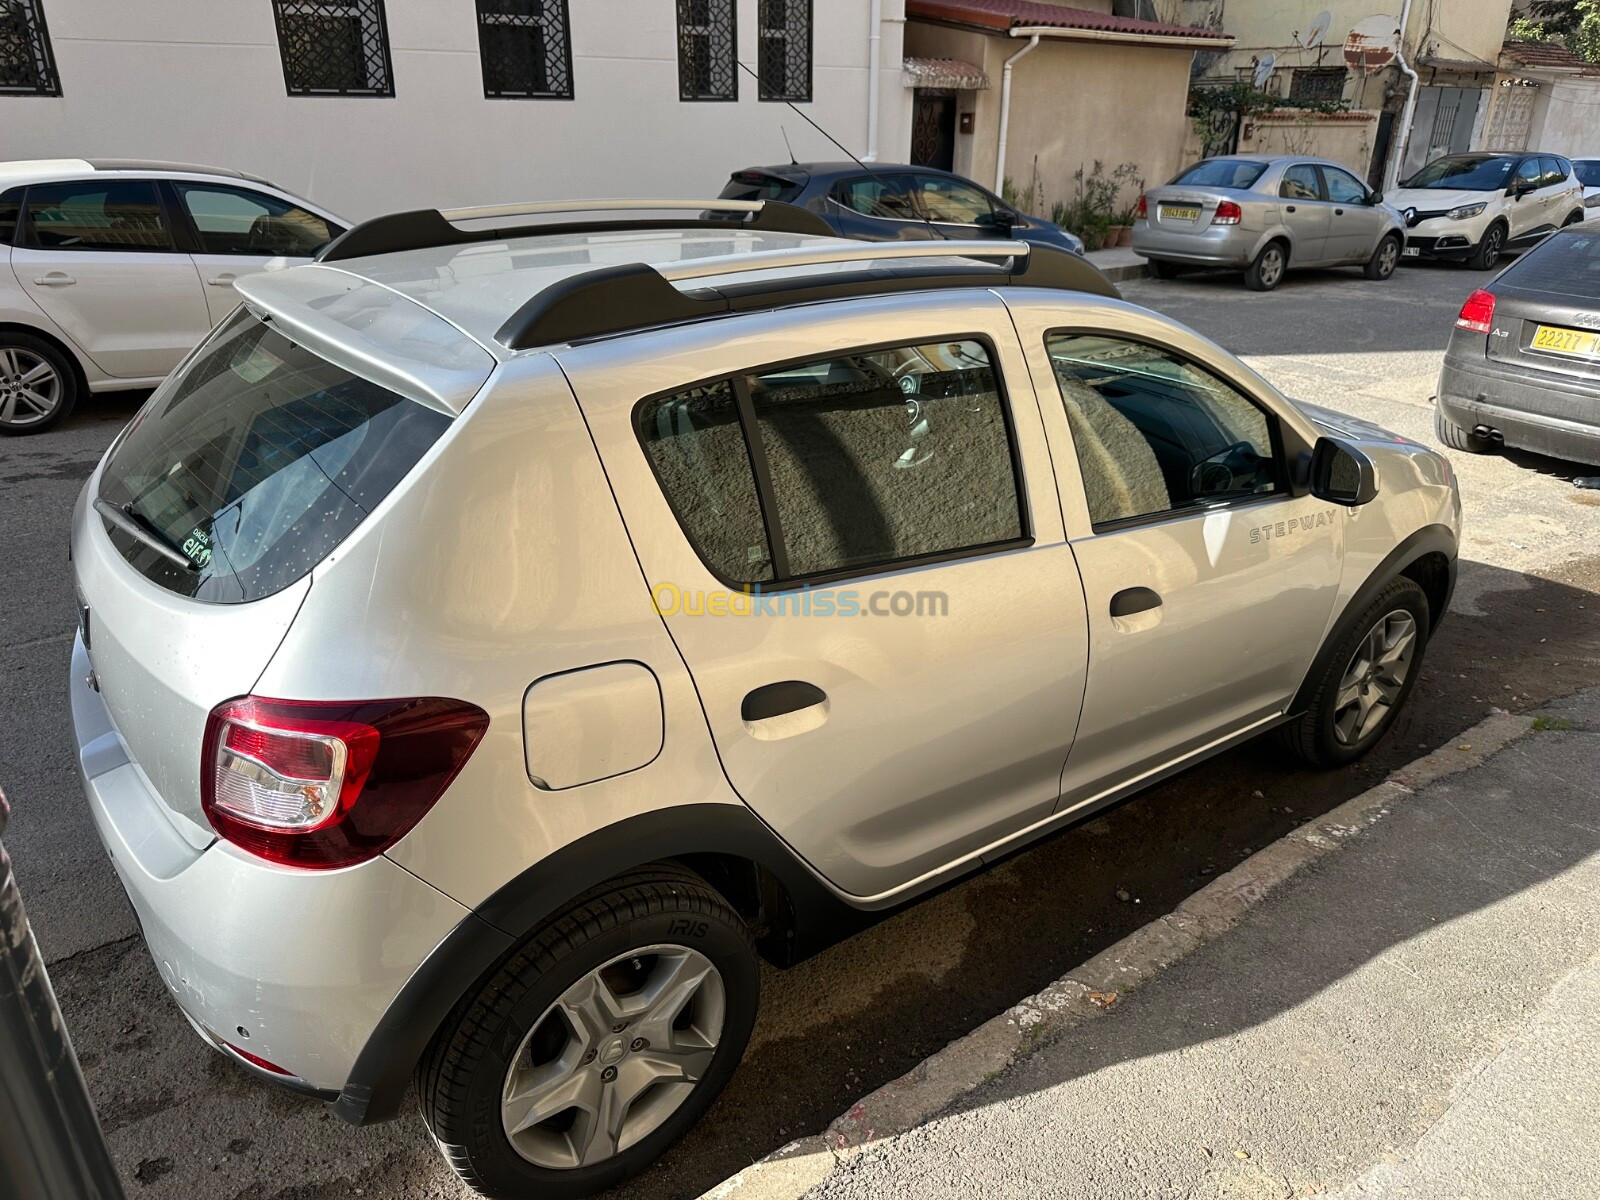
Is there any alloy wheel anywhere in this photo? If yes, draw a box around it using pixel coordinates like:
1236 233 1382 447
1332 610 1418 746
501 945 726 1170
1259 247 1284 288
0 347 63 429
1377 239 1399 277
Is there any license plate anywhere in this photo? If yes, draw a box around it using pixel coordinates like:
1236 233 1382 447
1530 324 1600 358
1402 246 1421 257
1161 205 1200 222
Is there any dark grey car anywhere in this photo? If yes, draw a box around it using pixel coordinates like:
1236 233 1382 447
718 162 1085 254
1436 225 1600 465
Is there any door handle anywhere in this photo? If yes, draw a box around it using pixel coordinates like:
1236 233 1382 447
207 273 238 287
1285 205 1296 213
1335 208 1346 216
1109 587 1162 618
33 272 75 287
742 680 827 722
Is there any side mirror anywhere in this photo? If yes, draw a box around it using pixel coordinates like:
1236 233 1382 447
1368 190 1384 205
979 209 1018 236
1514 180 1537 197
1309 437 1379 506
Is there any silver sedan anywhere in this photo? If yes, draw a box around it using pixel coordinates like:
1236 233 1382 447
1132 155 1407 291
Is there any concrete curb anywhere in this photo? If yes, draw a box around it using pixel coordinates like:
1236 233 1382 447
1096 262 1150 283
700 710 1538 1200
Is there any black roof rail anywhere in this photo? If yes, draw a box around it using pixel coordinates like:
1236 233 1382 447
496 240 1120 350
317 198 834 263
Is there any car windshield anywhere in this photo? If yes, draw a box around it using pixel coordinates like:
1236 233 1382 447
1498 229 1600 299
1170 160 1268 189
1402 155 1516 190
1575 161 1600 188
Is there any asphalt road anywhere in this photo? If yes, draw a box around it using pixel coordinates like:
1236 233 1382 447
2 261 1598 1200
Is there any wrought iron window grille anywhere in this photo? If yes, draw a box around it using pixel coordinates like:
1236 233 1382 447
758 0 811 102
677 0 736 101
271 0 394 97
0 0 61 96
477 0 573 99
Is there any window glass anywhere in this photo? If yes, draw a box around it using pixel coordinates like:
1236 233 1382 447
25 181 173 251
911 175 995 224
1498 227 1600 299
832 175 918 219
746 340 1023 576
1046 333 1278 526
638 382 774 583
177 184 337 256
0 189 20 245
1539 156 1566 188
1172 159 1268 189
1403 155 1515 190
1278 165 1321 201
1576 160 1600 188
1515 158 1542 190
1322 166 1369 205
720 172 800 203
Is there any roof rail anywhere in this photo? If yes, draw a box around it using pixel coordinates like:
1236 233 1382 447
496 239 1119 350
316 198 834 262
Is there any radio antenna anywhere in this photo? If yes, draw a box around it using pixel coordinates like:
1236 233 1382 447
780 124 798 165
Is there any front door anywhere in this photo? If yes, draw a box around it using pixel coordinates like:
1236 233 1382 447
911 90 956 171
561 294 1088 899
1320 164 1386 262
1014 318 1343 808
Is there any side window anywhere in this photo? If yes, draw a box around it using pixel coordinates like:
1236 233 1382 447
1046 332 1279 527
0 189 20 246
1540 156 1566 188
1515 158 1542 191
177 184 338 256
746 340 1023 576
25 181 174 252
1322 166 1369 205
911 175 995 224
832 175 917 220
1279 164 1321 201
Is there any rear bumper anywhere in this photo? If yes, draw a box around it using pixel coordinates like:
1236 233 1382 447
1437 357 1600 464
70 634 471 1099
1131 222 1257 267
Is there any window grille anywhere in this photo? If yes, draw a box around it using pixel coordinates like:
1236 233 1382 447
0 0 60 96
476 0 572 99
758 0 811 102
677 0 736 101
271 0 394 97
1289 67 1345 103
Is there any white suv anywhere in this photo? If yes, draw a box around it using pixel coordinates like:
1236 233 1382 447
70 199 1460 1199
1389 151 1585 270
0 160 345 434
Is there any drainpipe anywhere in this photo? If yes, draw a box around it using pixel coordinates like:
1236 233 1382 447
1383 0 1420 193
864 0 883 161
995 33 1042 193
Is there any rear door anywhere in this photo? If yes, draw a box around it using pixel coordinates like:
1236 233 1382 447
1508 158 1545 239
10 179 212 379
1321 164 1386 262
561 294 1089 899
1277 163 1332 264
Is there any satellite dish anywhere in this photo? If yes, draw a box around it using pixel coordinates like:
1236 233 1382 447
1344 15 1401 75
1252 52 1277 88
1304 10 1332 48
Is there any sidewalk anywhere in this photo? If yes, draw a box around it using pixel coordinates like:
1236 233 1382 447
1085 245 1147 283
715 691 1600 1200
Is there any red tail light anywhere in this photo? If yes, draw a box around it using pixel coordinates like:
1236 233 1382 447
201 696 489 869
1214 200 1243 225
1456 288 1496 333
1135 193 1148 220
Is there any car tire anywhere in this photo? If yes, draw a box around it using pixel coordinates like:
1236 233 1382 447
1467 222 1506 271
1278 577 1431 769
0 332 78 436
419 867 759 1200
1434 406 1491 454
1364 234 1402 281
1148 259 1184 280
1244 241 1288 291
1563 209 1585 227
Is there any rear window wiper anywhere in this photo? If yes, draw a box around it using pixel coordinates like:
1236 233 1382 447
93 498 199 573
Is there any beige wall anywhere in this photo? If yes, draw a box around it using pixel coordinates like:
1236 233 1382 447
1530 77 1600 158
1181 111 1380 177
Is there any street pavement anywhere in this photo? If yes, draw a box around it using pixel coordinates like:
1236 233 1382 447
812 689 1600 1200
1 261 1598 1199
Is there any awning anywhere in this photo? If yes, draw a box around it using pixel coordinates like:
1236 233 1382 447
903 57 991 90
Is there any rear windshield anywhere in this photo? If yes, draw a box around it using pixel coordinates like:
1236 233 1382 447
1170 160 1267 190
97 310 449 604
1497 229 1600 300
1575 161 1600 188
719 172 801 203
1402 155 1515 191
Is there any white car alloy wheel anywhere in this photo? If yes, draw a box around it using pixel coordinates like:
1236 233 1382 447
0 346 64 430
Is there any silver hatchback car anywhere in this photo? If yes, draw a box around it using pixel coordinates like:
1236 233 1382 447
71 199 1458 1198
1133 155 1407 290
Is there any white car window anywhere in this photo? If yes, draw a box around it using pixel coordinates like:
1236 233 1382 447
177 184 338 257
25 180 174 252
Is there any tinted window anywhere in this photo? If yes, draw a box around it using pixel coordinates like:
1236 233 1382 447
1403 155 1516 190
1575 161 1600 188
1540 156 1566 188
747 340 1023 576
1171 159 1268 189
637 381 774 583
0 189 19 246
1322 166 1369 205
832 175 918 219
1046 333 1278 526
719 172 800 203
25 181 173 251
1498 229 1600 300
97 311 449 603
911 175 995 224
1515 159 1542 190
1279 165 1321 201
176 184 338 256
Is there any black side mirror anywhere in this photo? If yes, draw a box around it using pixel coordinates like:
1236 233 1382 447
979 209 1018 236
1368 190 1384 205
1514 180 1537 197
1309 436 1379 506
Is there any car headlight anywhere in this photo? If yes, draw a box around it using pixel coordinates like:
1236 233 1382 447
1447 202 1487 220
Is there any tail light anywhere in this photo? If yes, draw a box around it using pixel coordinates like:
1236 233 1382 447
1214 200 1243 225
1135 194 1148 220
201 696 489 869
1456 289 1496 334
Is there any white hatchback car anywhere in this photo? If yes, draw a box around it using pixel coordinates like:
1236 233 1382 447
0 160 346 434
1387 152 1585 270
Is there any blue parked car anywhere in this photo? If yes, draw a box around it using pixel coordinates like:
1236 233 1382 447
719 162 1085 254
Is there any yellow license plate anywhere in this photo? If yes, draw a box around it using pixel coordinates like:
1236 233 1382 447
1161 205 1201 221
1531 324 1600 358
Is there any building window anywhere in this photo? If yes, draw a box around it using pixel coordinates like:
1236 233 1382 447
476 0 572 99
758 0 811 102
0 0 61 96
271 0 394 97
1290 67 1345 103
677 0 736 102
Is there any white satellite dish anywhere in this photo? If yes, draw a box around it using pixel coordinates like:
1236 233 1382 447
1252 51 1277 88
1304 10 1332 48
